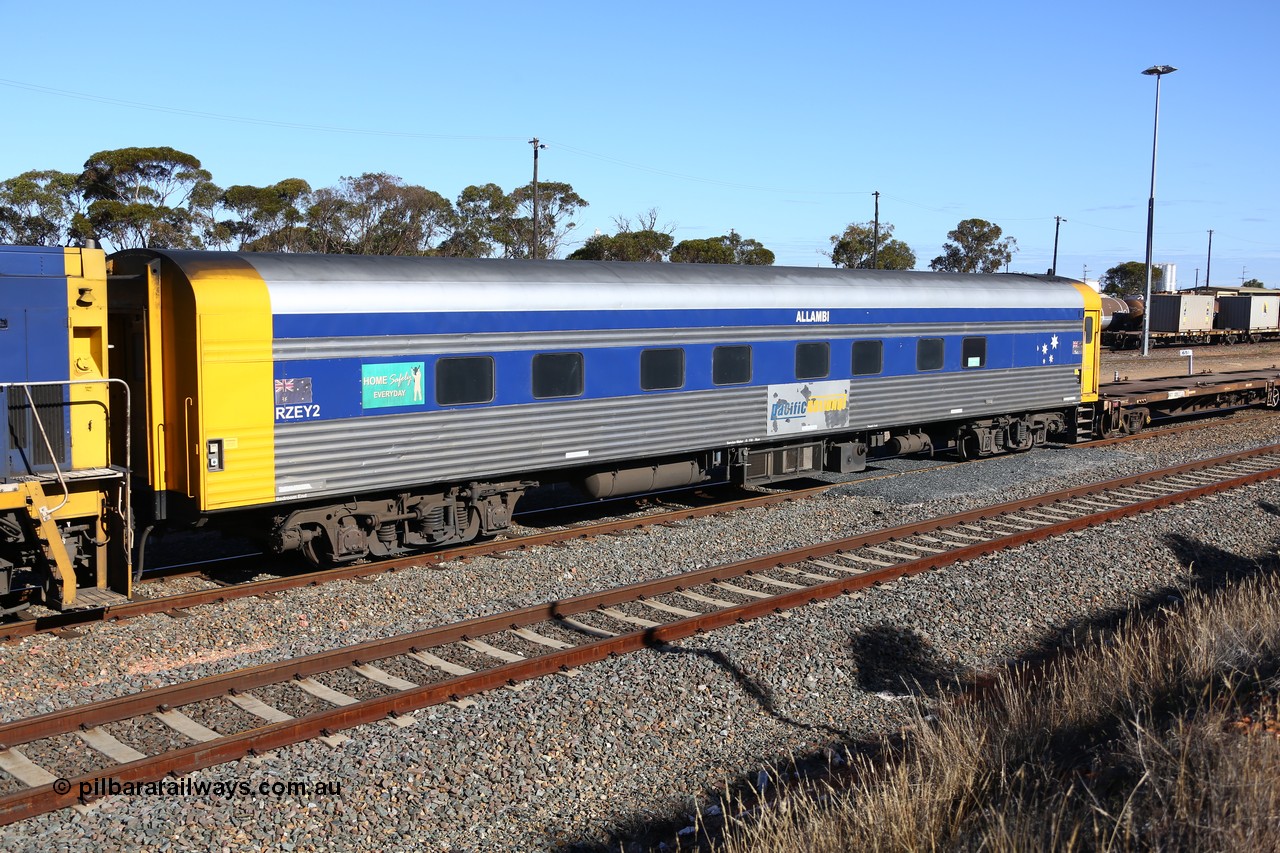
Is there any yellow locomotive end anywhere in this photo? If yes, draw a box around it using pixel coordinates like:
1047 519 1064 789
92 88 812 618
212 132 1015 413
0 246 132 612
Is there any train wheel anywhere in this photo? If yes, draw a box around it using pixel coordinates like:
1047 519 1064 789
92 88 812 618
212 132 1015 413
462 506 483 543
301 526 335 568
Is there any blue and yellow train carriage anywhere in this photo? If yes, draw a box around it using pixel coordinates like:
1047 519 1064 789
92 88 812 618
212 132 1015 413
107 252 1100 568
2 246 1100 605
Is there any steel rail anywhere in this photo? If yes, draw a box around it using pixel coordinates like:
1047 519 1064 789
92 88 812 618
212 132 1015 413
4 410 1266 644
3 443 1279 747
0 483 831 643
1 445 1279 823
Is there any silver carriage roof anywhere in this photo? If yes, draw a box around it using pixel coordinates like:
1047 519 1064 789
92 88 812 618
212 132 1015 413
146 251 1085 316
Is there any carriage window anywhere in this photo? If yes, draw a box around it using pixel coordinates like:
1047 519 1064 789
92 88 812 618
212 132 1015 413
641 348 685 391
852 340 883 376
532 352 583 399
795 342 830 380
916 338 944 371
436 356 494 405
1085 316 1095 345
712 345 752 385
962 337 986 369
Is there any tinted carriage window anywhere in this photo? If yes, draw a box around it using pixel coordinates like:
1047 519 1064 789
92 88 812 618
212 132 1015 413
532 352 583 399
641 348 684 391
712 345 752 385
962 337 986 369
852 340 883 376
436 356 494 405
795 342 829 380
1085 316 1095 344
916 338 944 371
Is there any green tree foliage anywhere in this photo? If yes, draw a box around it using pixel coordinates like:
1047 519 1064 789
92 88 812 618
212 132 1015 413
727 230 774 265
568 230 674 261
567 210 675 262
1242 278 1266 289
508 181 588 259
219 178 313 252
670 230 774 265
929 218 1018 274
3 150 603 259
301 173 454 255
76 147 217 249
1102 261 1162 296
670 237 735 264
436 183 516 258
829 221 916 270
0 170 82 245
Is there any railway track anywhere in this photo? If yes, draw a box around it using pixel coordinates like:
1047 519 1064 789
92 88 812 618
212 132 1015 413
1 444 1279 825
0 483 835 644
2 409 1272 644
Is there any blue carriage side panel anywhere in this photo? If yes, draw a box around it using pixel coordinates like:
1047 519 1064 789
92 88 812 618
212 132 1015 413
133 253 1086 502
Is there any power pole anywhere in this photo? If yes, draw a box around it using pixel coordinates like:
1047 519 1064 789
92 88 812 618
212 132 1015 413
529 138 546 259
871 191 880 269
1205 229 1213 288
1051 216 1066 276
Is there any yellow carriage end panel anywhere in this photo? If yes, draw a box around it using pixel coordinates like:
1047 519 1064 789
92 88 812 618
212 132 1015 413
1071 282 1102 403
64 247 111 470
185 263 275 510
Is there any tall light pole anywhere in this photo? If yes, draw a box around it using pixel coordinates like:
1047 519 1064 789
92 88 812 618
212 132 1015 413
1205 229 1213 288
1051 216 1066 276
1140 64 1177 357
528 137 546 259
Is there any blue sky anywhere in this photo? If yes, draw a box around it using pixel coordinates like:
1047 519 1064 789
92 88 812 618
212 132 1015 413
3 0 1275 286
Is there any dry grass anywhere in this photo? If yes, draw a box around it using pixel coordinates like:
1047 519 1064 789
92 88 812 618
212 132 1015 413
697 571 1280 853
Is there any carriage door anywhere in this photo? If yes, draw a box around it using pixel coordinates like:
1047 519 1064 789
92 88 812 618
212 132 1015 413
1080 308 1101 401
108 257 169 522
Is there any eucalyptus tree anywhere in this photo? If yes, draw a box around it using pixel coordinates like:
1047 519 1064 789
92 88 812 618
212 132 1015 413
929 218 1018 274
76 146 217 249
670 230 774 265
0 170 82 245
509 180 588 259
301 173 455 255
829 221 916 270
220 178 313 252
1102 261 1162 296
568 229 674 261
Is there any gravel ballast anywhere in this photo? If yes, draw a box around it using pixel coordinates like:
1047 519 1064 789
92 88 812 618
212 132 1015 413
1 406 1279 851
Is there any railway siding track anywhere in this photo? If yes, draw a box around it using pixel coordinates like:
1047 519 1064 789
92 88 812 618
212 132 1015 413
0 484 832 644
1 445 1279 825
2 411 1263 645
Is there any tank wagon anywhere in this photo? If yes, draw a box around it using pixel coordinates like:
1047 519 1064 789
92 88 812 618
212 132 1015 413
5 246 1110 611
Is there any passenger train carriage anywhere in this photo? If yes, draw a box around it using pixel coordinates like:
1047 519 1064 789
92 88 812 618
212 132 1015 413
0 244 1103 611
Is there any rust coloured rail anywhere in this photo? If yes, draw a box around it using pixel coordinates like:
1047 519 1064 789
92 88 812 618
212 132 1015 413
1 445 1279 823
3 411 1265 644
0 483 832 643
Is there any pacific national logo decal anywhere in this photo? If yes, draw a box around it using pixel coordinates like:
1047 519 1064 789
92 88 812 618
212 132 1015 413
768 380 851 434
